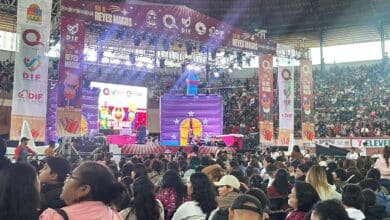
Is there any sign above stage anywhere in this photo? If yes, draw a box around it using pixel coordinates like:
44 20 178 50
61 0 276 54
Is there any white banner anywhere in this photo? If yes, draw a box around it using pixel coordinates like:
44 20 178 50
10 1 52 141
278 66 294 145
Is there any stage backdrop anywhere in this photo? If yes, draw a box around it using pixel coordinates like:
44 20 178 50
90 82 147 131
160 95 223 146
278 66 295 146
258 54 274 144
10 1 52 141
300 59 315 144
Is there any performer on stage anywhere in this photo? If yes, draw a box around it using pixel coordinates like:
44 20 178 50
14 137 36 162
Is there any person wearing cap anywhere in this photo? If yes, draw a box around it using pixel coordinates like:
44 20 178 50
215 175 241 208
228 194 264 220
14 137 36 162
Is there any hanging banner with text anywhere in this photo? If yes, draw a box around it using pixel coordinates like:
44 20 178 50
278 66 294 146
259 54 274 144
300 60 315 144
10 1 52 141
61 0 276 54
56 17 85 137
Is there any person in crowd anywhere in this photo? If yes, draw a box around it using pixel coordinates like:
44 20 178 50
341 184 365 220
44 141 56 157
291 145 304 161
361 189 388 220
306 165 341 200
0 138 10 170
14 137 37 162
0 162 40 220
286 181 320 220
346 147 359 160
39 156 71 211
120 176 164 220
183 157 200 182
215 175 241 208
366 168 389 194
40 162 123 220
131 163 148 180
149 159 164 186
358 178 390 215
245 188 270 220
310 199 351 220
202 164 225 183
265 163 277 187
157 170 187 220
228 194 264 220
374 146 390 187
267 168 292 210
332 168 347 193
295 163 310 182
172 172 218 220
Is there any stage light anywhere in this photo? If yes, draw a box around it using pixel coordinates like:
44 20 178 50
129 53 136 64
194 66 201 71
133 35 141 46
125 61 132 66
146 63 154 69
102 57 109 64
228 68 233 73
112 59 120 64
136 62 144 68
213 71 220 78
186 64 195 71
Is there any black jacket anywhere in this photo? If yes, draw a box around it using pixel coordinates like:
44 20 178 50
364 205 388 220
40 182 65 212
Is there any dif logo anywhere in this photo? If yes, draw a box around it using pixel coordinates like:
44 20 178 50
17 89 43 102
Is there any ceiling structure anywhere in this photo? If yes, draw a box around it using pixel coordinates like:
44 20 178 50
0 0 389 48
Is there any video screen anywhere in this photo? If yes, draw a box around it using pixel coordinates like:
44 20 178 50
90 82 147 131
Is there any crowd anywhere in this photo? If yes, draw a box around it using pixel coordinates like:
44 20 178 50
2 136 390 220
313 63 390 138
0 59 14 92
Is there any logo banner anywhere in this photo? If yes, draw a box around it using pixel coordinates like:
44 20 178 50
56 17 85 137
61 0 276 53
300 60 315 143
10 1 52 141
278 66 294 145
258 54 274 144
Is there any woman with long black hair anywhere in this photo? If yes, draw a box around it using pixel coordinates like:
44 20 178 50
120 176 164 220
157 170 187 220
172 172 218 220
267 168 292 210
0 163 40 220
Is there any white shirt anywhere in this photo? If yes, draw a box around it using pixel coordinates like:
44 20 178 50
346 152 359 160
172 201 212 220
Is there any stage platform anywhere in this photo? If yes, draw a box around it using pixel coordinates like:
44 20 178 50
119 143 236 155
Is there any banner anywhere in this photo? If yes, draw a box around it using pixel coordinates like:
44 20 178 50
316 138 390 148
56 17 85 137
278 66 294 145
300 60 315 143
10 1 52 141
258 54 274 144
352 139 390 148
45 80 58 143
61 0 276 53
160 95 223 146
81 88 100 135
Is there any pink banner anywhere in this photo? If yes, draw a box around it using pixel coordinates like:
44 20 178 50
61 0 276 53
259 54 274 144
56 17 85 137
